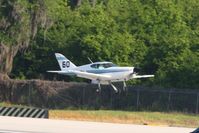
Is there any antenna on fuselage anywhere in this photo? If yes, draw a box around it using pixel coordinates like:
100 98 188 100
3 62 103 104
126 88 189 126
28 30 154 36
87 57 93 63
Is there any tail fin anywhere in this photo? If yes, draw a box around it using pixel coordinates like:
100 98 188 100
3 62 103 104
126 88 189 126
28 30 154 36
55 53 77 71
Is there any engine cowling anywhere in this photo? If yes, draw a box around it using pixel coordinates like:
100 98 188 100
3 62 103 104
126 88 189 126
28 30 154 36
133 67 141 74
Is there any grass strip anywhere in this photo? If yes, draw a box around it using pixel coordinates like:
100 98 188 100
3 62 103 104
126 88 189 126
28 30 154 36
49 110 199 128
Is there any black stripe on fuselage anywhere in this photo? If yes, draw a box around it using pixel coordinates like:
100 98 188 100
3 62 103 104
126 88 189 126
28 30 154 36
86 69 129 74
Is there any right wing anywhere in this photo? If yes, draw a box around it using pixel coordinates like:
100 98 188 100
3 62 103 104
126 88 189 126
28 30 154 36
47 70 111 80
129 74 154 79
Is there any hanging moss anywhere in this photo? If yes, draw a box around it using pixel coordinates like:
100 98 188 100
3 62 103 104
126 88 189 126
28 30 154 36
0 0 50 77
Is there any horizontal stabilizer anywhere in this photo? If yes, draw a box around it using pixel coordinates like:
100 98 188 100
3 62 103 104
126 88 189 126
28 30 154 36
47 70 76 76
47 70 63 73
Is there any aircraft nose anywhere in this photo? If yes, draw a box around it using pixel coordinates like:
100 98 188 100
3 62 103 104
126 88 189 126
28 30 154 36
134 67 141 74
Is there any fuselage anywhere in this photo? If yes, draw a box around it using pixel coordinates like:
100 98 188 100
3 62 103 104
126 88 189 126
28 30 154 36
73 62 135 84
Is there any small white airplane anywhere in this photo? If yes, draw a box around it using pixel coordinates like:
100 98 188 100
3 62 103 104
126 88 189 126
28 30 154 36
48 53 154 93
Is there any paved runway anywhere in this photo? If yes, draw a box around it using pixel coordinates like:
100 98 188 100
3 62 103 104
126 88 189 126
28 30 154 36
0 116 195 133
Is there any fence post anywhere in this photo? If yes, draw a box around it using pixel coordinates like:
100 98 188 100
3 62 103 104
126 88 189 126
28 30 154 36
110 89 113 108
167 89 172 111
28 83 31 106
196 93 199 114
82 87 85 105
136 88 140 110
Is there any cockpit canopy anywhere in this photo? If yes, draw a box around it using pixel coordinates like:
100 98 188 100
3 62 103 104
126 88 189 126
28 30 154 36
90 62 117 69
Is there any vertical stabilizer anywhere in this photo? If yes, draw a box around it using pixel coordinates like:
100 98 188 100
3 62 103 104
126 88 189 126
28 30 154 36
55 53 76 71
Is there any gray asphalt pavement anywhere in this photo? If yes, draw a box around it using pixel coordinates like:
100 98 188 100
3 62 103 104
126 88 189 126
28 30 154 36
0 116 195 133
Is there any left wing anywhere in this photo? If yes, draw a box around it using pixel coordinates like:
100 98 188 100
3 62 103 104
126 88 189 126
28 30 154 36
72 70 111 80
47 70 111 80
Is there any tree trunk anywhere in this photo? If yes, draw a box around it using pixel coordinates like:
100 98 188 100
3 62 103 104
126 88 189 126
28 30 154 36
77 0 82 6
0 44 19 77
0 0 49 78
90 0 97 7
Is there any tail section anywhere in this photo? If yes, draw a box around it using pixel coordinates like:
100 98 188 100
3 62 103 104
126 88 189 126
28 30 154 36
55 53 77 71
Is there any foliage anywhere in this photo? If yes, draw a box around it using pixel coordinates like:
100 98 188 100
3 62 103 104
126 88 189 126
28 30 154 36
1 0 197 89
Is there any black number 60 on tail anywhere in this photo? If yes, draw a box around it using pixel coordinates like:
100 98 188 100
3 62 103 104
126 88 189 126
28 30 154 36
62 61 70 68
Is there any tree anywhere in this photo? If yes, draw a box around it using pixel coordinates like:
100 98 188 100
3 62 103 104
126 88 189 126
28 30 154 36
0 0 49 79
10 0 199 89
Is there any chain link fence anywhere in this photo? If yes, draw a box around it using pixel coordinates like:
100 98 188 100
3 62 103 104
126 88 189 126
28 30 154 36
0 80 198 113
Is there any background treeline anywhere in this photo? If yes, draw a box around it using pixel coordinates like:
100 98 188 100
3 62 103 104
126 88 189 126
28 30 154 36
1 0 199 89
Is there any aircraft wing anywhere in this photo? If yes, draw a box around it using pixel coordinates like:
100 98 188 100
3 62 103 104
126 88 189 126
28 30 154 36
72 70 111 80
130 74 154 79
47 70 111 80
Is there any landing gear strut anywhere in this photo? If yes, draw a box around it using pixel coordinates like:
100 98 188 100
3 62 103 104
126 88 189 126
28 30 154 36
123 81 127 91
96 83 101 93
96 82 119 93
96 81 127 93
110 83 118 93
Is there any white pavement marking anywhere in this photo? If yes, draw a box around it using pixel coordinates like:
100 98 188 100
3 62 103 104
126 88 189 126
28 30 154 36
0 116 195 133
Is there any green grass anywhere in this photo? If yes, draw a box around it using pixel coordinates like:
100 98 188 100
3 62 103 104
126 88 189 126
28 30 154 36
1 102 198 128
0 102 15 107
50 110 199 128
0 102 29 108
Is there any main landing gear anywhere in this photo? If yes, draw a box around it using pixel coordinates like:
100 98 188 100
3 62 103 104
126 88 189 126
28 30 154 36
96 81 127 93
96 83 101 93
